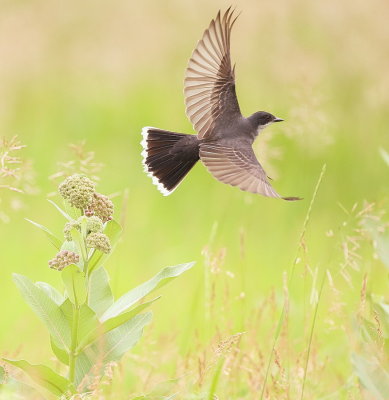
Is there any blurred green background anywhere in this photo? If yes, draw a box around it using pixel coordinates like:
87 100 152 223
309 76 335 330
1 0 388 397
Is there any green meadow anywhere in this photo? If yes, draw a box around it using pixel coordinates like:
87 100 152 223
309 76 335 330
1 0 388 398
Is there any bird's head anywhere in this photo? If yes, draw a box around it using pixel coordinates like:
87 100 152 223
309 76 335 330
248 111 283 133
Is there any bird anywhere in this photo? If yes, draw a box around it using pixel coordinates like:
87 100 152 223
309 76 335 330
141 8 300 201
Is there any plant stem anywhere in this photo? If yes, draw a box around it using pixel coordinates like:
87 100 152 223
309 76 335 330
69 217 90 385
77 216 89 270
260 164 326 400
68 303 80 384
300 271 326 400
79 236 88 268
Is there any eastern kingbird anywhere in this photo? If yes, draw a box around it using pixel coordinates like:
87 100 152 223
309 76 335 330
141 8 300 200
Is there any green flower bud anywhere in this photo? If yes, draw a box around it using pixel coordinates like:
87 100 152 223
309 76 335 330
85 192 114 223
86 215 103 234
63 220 81 241
58 174 95 209
48 250 79 271
86 232 111 254
64 215 103 241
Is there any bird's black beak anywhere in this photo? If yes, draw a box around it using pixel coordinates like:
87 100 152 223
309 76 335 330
274 117 284 123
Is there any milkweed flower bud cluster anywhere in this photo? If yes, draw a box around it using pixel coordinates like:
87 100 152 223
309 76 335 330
58 174 95 209
64 215 104 241
58 174 114 223
62 214 111 254
48 250 79 271
86 232 111 254
85 192 114 223
86 215 104 234
55 174 113 260
64 220 80 241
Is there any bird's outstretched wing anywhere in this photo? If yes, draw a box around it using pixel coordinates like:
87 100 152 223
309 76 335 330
200 143 300 200
184 8 242 140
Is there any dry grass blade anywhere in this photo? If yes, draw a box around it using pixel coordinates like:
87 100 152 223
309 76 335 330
260 164 326 400
300 271 326 400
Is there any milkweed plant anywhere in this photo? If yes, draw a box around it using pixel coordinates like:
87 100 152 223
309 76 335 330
2 174 194 398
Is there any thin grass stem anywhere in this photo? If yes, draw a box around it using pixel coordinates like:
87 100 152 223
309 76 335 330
207 357 225 400
300 270 326 399
260 164 326 400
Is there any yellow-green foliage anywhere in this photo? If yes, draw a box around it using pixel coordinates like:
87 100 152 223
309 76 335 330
0 0 388 398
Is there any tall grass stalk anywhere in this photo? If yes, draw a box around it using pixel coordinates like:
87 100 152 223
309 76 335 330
207 357 225 400
260 164 326 400
300 270 326 399
290 164 327 283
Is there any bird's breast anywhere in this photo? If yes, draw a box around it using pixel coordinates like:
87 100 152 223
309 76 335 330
205 117 256 145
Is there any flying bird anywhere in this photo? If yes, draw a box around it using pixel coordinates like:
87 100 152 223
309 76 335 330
141 8 300 201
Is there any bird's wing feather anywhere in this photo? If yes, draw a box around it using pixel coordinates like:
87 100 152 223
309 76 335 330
200 143 299 200
184 8 242 139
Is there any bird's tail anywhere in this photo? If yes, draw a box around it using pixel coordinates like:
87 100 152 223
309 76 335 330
141 127 200 196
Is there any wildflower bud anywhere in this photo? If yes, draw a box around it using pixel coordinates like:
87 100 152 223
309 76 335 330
86 232 111 254
86 215 104 233
63 220 81 241
85 192 114 223
58 174 95 209
48 250 79 271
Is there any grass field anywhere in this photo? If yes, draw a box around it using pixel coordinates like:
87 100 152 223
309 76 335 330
1 0 388 398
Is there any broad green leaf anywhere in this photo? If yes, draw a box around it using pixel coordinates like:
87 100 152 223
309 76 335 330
101 262 194 321
60 240 79 254
35 282 64 305
2 358 70 396
352 353 389 399
75 313 152 387
0 376 44 399
13 274 70 351
94 312 152 363
61 265 87 305
60 300 99 343
83 312 151 362
69 226 83 247
87 249 105 275
74 352 93 387
48 199 73 221
63 200 82 220
50 336 69 365
65 227 87 267
87 220 122 274
104 219 122 243
88 267 114 317
25 219 62 250
78 297 160 350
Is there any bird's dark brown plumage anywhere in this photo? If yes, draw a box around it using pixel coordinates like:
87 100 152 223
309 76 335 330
141 8 300 200
184 8 241 140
